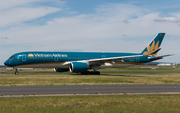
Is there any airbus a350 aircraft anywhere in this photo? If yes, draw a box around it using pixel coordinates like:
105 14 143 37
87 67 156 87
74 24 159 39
4 33 172 75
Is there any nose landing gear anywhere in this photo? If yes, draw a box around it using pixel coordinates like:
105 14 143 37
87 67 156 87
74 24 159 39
15 68 19 75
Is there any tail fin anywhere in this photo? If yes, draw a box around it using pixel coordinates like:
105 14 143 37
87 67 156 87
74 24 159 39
141 33 165 56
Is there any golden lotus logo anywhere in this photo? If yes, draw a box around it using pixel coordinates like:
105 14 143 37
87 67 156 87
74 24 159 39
28 54 34 57
143 40 159 56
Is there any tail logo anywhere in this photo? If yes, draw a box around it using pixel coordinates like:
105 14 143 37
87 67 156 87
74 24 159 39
143 40 159 56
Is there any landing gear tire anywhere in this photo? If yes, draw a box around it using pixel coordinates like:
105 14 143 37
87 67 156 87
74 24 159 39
15 69 19 75
81 71 100 75
81 71 90 75
96 71 100 75
93 71 100 75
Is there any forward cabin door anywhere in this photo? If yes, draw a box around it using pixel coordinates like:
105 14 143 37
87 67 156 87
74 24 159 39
22 54 26 61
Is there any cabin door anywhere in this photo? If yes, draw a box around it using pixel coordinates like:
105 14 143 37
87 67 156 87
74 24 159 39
54 56 58 61
22 54 26 61
102 55 106 58
136 57 139 62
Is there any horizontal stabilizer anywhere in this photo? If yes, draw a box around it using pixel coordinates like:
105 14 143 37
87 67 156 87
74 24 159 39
148 54 174 60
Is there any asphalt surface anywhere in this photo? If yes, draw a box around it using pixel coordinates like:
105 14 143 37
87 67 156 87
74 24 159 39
0 84 180 96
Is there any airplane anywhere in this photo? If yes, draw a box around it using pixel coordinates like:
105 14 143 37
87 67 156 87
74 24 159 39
4 33 173 75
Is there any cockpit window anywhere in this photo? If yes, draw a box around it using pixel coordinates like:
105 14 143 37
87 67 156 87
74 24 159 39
10 56 15 59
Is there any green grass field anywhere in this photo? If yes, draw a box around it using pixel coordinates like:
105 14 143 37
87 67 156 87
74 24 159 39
0 65 180 86
1 95 180 113
1 74 180 86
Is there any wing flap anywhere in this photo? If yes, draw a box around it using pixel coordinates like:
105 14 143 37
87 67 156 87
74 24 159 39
88 55 143 65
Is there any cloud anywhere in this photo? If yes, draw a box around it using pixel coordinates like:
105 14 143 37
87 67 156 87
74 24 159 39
0 0 63 28
1 3 180 45
1 36 9 39
1 3 179 43
0 2 180 63
0 0 41 10
0 7 61 28
124 20 130 24
166 34 180 39
154 17 180 23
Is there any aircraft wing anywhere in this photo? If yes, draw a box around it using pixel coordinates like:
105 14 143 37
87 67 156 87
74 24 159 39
63 54 144 66
87 55 143 65
85 49 169 65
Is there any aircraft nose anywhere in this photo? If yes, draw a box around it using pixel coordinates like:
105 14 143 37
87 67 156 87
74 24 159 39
4 60 9 66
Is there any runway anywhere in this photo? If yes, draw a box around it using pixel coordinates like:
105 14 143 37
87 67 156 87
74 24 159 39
1 84 180 96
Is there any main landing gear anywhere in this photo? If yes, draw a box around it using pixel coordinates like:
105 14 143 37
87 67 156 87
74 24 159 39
15 68 19 75
81 71 100 75
81 66 100 75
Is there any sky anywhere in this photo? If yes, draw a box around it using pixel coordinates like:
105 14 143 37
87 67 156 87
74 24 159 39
1 0 180 64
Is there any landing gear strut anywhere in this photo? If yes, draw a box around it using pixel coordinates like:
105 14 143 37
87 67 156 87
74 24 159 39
81 71 100 75
15 68 19 75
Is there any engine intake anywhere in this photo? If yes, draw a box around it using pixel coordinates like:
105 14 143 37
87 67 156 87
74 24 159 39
69 62 88 73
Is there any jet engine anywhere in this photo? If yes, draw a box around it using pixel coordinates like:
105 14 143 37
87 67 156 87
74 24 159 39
69 62 88 73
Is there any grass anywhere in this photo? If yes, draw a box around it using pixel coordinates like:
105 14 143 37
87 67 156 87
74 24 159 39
0 74 180 86
0 65 180 86
0 95 180 113
1 66 180 113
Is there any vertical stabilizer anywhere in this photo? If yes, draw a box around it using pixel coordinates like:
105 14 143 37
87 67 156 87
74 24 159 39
141 33 165 56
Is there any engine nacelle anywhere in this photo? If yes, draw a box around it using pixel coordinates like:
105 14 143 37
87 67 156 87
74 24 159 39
54 68 69 72
69 62 88 73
